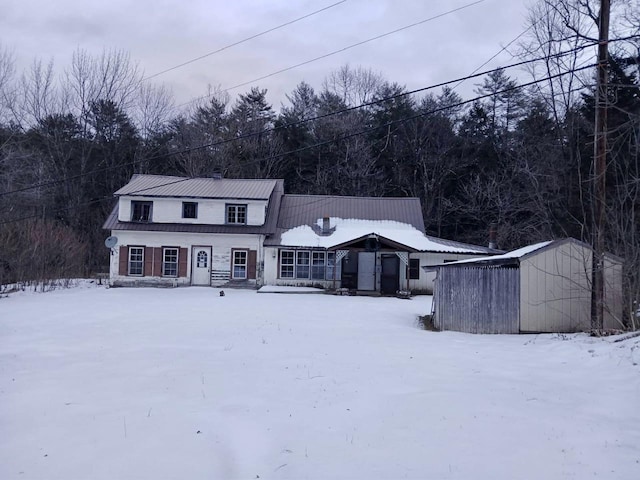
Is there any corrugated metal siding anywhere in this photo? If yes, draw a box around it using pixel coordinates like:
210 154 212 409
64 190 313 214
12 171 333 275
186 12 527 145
115 175 278 200
520 240 591 332
434 266 519 334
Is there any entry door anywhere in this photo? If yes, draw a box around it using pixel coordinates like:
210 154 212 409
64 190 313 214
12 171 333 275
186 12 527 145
357 252 376 291
380 255 400 294
191 246 212 286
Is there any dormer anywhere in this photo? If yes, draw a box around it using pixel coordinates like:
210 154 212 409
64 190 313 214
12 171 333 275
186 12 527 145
114 175 279 226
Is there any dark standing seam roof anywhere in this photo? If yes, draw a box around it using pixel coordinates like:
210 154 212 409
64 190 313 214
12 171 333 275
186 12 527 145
103 179 284 235
114 174 278 200
264 194 426 246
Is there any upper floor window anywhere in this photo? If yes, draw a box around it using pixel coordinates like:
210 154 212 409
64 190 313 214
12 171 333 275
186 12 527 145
131 201 152 222
182 202 198 219
226 204 247 224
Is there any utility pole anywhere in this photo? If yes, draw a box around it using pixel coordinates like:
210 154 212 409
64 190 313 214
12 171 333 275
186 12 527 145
591 0 610 330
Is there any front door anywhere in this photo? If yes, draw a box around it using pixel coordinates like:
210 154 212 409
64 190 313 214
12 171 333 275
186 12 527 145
357 252 376 291
380 255 400 294
191 246 212 286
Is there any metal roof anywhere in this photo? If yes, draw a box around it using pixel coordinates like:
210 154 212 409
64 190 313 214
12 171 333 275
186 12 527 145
265 195 499 253
276 195 426 231
114 174 279 200
104 179 285 235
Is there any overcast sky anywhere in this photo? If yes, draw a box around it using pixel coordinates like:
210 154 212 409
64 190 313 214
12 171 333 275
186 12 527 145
2 0 533 111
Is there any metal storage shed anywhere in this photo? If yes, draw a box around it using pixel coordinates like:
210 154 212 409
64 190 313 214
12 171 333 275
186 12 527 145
429 238 624 334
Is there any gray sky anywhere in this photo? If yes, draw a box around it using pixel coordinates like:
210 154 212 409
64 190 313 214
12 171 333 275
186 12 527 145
2 0 532 111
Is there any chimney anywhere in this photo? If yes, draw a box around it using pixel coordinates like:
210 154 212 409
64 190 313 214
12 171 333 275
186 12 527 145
488 223 497 250
322 215 330 235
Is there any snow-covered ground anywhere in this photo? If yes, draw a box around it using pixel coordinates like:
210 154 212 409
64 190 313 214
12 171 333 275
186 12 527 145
1 283 639 480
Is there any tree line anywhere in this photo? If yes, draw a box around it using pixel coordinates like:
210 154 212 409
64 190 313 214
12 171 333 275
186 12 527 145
0 0 638 324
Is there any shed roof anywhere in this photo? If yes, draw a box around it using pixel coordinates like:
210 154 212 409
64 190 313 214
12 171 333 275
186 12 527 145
115 174 279 200
427 238 623 268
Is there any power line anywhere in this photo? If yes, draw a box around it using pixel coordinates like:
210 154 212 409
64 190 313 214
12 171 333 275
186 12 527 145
0 61 599 225
176 0 486 109
451 23 537 91
0 41 598 199
142 1 348 81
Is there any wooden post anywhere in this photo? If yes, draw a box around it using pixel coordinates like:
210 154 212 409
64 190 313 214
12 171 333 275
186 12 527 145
591 0 610 330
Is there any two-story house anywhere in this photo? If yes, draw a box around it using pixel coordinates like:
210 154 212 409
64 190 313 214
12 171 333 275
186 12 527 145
104 174 284 287
104 174 500 292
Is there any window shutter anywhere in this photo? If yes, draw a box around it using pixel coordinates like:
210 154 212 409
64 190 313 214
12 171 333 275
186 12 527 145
153 247 162 276
144 247 153 276
119 246 128 275
248 250 257 279
178 247 188 277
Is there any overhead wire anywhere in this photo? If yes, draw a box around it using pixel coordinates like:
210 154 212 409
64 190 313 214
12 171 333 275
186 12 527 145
0 40 605 200
142 0 348 81
0 61 599 225
176 0 486 108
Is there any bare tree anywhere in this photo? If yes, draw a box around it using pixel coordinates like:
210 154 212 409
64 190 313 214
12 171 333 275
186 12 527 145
322 64 384 106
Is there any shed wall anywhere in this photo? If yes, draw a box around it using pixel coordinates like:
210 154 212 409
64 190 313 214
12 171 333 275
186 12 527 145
604 255 624 329
434 266 519 334
519 241 592 332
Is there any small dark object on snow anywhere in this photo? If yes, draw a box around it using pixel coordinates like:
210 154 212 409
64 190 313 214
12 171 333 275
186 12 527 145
219 290 225 297
196 430 201 434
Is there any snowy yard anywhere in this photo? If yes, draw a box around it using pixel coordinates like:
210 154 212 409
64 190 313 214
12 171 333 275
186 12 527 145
1 284 639 480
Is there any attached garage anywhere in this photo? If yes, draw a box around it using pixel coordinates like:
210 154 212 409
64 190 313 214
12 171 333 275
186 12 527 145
431 239 624 333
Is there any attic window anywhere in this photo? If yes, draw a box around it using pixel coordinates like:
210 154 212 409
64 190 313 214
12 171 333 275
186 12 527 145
131 201 152 222
182 202 197 219
226 204 247 224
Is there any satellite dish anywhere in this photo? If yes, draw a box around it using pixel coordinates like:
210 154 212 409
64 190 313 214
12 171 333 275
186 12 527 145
104 236 118 249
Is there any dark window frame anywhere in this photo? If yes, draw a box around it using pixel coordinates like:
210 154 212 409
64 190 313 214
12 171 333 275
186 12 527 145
408 258 420 280
131 201 152 222
182 202 198 219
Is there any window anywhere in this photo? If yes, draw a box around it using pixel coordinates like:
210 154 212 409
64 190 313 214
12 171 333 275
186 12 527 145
296 251 310 279
131 201 152 222
409 258 420 280
278 250 335 280
196 250 208 268
182 202 197 219
163 248 178 277
232 250 248 279
226 204 247 224
128 247 144 275
311 251 326 279
280 250 294 278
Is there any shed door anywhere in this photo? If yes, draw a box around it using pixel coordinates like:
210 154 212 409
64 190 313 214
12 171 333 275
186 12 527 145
357 252 376 291
191 247 211 286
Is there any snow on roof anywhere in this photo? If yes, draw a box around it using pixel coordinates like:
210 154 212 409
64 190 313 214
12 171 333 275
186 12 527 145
441 240 553 265
279 217 493 253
